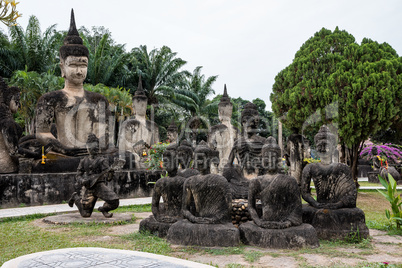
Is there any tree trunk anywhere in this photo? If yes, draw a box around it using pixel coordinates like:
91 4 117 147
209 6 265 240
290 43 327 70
349 141 364 189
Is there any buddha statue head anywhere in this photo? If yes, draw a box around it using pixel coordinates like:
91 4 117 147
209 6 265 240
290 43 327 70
166 119 178 143
314 125 336 165
194 141 219 175
59 9 89 85
177 140 193 169
86 133 100 156
163 143 179 175
0 77 20 113
241 102 259 137
218 85 233 125
261 136 282 174
133 77 148 118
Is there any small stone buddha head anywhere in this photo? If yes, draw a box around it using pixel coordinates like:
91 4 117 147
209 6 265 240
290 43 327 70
177 140 193 169
166 119 178 143
261 136 282 174
314 125 336 165
241 102 259 137
59 9 89 85
163 143 179 174
133 77 148 118
86 134 100 156
1 77 20 113
194 141 219 175
218 85 233 125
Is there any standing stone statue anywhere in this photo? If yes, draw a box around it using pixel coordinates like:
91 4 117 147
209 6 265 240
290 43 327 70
301 125 369 240
0 77 22 173
239 136 319 248
68 134 124 218
208 85 238 174
139 143 194 237
35 10 109 155
228 102 267 178
118 78 159 168
167 141 240 247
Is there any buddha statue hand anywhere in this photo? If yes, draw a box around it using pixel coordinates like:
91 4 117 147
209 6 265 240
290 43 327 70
156 215 179 223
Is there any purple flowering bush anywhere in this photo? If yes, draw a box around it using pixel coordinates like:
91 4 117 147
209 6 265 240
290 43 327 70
360 142 402 166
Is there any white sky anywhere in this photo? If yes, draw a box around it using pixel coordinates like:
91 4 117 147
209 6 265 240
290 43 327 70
1 0 401 111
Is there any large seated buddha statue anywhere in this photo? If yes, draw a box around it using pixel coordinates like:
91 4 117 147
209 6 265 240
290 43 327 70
167 141 240 247
239 136 319 249
301 125 369 240
35 10 109 156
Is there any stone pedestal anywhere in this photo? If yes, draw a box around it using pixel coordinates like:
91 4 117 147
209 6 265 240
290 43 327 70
302 205 369 240
139 215 173 238
167 219 240 247
239 222 319 249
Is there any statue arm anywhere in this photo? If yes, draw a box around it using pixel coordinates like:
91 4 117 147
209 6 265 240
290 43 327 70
182 183 198 223
301 166 321 208
248 179 262 225
151 184 162 218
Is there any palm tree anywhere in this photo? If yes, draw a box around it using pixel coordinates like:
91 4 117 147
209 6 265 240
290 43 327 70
80 26 129 87
130 45 191 105
8 15 62 73
0 29 22 77
177 66 218 142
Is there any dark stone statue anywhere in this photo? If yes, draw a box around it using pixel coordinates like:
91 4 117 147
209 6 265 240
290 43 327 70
68 134 124 218
228 102 267 178
0 77 22 173
167 141 240 247
301 125 369 240
139 143 198 237
239 137 319 248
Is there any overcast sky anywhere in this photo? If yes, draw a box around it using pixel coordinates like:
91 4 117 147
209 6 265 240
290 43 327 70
1 0 401 111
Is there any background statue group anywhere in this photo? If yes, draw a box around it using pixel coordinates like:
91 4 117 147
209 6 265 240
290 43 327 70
0 9 369 243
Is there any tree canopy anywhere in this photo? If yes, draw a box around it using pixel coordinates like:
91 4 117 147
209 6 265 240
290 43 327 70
270 27 402 179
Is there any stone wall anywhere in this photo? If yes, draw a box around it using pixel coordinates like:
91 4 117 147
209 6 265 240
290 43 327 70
0 170 162 208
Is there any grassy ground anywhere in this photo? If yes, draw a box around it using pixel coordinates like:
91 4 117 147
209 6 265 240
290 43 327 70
0 192 401 267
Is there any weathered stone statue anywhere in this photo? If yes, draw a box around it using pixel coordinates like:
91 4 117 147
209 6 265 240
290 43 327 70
285 133 310 186
0 77 22 173
239 136 319 248
140 143 190 237
228 102 267 178
301 125 369 240
167 141 240 246
68 134 124 218
208 85 238 174
118 78 159 168
35 10 109 155
166 119 178 145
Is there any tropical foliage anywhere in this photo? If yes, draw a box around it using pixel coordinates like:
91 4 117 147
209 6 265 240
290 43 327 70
0 0 21 27
145 142 170 171
377 174 402 229
270 27 402 179
360 142 402 165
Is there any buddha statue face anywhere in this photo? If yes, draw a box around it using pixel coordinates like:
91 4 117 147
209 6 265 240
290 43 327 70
133 98 147 118
314 125 336 165
218 103 233 124
163 150 177 173
9 95 20 113
261 150 280 173
60 56 88 85
194 152 208 174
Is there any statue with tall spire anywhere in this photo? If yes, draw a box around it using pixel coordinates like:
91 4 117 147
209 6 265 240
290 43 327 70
118 76 159 168
208 85 238 174
35 9 110 156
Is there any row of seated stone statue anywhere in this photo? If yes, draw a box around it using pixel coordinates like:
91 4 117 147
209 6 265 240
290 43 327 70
140 125 369 248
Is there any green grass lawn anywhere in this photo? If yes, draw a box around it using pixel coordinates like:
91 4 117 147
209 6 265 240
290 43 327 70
0 193 401 267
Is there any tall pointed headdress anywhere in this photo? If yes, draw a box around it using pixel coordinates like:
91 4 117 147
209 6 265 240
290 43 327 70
219 84 232 107
133 75 148 101
59 9 89 60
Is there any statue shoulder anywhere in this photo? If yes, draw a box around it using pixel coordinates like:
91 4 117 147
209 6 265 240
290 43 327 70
37 90 67 106
84 90 109 105
210 124 228 132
